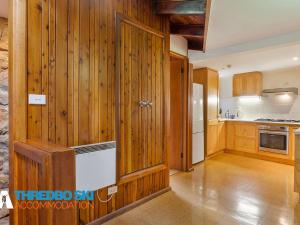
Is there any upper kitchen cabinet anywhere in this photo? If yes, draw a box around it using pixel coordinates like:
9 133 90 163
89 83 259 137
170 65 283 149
233 72 262 96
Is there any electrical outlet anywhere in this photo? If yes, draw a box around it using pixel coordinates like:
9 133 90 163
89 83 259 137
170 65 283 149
108 186 118 195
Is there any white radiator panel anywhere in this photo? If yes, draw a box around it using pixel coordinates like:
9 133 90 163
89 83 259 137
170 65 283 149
74 142 116 191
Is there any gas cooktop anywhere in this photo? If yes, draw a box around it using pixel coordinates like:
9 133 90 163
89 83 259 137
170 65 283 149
255 118 300 123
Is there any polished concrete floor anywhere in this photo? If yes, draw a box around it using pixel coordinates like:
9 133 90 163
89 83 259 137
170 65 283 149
104 154 300 225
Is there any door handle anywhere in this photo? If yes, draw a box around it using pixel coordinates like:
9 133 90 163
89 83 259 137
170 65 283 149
146 101 153 107
138 100 153 108
139 100 148 108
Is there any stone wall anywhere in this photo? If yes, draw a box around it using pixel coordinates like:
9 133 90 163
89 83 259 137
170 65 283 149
0 17 8 190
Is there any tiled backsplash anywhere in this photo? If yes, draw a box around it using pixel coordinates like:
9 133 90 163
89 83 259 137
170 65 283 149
219 66 300 120
220 96 300 120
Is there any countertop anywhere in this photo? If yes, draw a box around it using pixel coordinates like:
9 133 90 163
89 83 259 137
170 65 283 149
219 118 300 126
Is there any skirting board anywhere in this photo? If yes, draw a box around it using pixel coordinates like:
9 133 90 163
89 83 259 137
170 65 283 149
224 149 294 166
206 150 224 159
87 187 172 225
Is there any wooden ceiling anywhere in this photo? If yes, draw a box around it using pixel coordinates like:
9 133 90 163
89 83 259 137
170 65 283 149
155 0 211 51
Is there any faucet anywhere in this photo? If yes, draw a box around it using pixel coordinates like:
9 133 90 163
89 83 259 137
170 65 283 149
225 110 230 119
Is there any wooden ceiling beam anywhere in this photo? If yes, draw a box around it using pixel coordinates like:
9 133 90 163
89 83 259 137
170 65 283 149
187 39 204 51
170 24 204 36
155 0 206 15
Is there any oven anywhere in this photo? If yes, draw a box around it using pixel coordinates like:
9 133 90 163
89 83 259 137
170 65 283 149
259 125 289 155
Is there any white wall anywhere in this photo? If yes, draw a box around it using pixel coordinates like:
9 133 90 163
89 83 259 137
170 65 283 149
170 35 188 56
219 66 300 119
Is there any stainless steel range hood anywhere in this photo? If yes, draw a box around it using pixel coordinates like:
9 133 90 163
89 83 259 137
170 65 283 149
262 87 298 96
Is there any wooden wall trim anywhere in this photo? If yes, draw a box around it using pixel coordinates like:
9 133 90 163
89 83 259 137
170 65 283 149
203 0 211 52
186 63 193 171
9 0 28 224
119 165 167 185
170 51 186 59
224 149 295 166
169 53 192 172
116 13 166 38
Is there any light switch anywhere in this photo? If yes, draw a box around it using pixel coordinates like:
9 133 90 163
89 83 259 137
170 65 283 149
28 94 46 105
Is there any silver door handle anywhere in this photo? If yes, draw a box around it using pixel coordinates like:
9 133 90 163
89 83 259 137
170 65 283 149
139 100 148 108
146 101 153 107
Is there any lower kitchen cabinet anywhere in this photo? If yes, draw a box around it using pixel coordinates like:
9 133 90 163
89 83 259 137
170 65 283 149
207 123 219 155
226 122 258 153
207 121 226 156
235 137 257 153
218 122 226 150
295 129 300 192
225 121 297 164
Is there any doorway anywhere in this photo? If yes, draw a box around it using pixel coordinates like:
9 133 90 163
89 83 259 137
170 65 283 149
169 52 192 174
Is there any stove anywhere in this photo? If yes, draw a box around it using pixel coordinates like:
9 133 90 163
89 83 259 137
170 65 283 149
255 118 300 123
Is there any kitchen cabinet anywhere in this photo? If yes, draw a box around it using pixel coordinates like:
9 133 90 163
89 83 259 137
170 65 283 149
207 70 219 120
194 68 220 156
207 122 219 155
207 121 226 156
226 123 258 153
295 129 300 192
235 137 257 153
225 121 298 164
233 72 262 96
218 122 226 150
226 123 235 150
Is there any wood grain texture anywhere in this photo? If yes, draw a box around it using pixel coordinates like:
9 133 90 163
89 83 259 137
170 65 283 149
13 141 76 225
116 13 166 176
295 132 300 192
232 72 262 97
170 57 184 170
10 0 170 225
169 52 191 172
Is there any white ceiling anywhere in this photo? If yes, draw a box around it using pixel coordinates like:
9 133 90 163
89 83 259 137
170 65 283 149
0 0 8 18
193 43 300 77
206 0 300 51
190 0 300 75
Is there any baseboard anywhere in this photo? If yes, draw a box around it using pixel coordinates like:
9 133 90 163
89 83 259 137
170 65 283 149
224 149 295 166
87 187 172 225
206 150 224 159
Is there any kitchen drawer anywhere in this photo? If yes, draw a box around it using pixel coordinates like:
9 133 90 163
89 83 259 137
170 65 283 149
235 137 257 153
235 124 256 138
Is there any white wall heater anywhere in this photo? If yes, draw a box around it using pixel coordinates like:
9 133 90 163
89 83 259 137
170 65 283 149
72 141 116 191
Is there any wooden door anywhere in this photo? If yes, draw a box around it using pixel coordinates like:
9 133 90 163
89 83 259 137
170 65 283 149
117 15 165 178
170 57 184 170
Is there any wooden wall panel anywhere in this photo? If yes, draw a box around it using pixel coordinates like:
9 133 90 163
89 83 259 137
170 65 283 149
13 0 170 225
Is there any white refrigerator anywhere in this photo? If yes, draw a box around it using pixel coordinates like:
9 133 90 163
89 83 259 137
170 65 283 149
192 84 204 164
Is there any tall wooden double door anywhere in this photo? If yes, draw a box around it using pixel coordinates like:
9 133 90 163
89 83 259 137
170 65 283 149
116 15 166 178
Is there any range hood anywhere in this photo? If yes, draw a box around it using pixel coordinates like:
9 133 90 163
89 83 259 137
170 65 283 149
262 87 298 96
